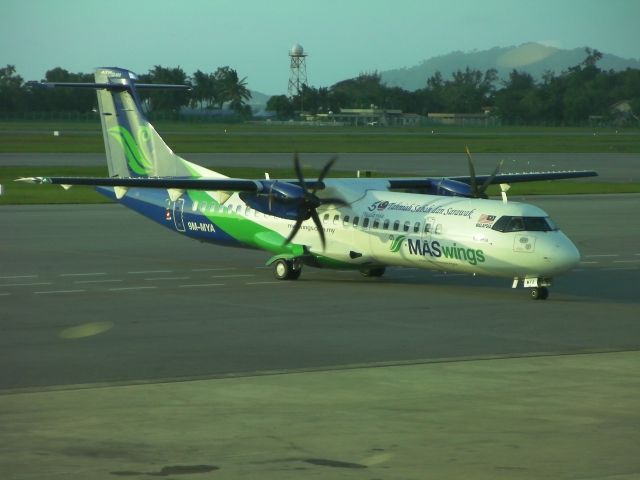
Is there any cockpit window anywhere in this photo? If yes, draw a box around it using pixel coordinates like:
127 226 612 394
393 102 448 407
492 216 558 233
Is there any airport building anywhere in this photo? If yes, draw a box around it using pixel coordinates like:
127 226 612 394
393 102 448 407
308 108 422 126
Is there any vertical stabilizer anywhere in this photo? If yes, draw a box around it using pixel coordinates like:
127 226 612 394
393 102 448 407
93 68 223 179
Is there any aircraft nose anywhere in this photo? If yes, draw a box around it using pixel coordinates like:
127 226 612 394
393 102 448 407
543 234 581 274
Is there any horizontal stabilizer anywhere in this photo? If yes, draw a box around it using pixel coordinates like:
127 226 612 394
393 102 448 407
26 81 191 91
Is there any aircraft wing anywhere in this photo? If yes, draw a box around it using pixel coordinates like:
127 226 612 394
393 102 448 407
387 170 598 190
17 176 265 191
18 169 597 193
453 170 598 184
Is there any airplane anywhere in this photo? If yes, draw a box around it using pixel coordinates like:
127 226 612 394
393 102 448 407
18 67 598 300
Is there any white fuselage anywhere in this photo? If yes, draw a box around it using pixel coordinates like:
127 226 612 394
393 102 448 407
187 178 581 281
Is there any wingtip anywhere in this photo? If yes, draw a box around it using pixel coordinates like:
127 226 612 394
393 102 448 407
15 177 48 184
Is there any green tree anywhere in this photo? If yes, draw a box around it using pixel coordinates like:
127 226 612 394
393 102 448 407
138 65 190 113
190 69 219 109
0 64 24 112
214 66 252 113
30 67 95 113
329 72 385 110
266 94 294 119
442 67 497 113
494 70 537 123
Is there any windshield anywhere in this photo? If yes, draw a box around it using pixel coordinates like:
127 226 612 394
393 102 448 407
491 216 558 233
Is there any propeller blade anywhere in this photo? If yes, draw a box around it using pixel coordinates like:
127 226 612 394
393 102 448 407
465 146 478 197
268 181 274 212
293 153 308 193
478 160 504 195
313 156 337 194
310 210 326 250
283 217 304 246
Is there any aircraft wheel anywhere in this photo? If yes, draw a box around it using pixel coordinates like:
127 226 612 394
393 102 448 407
289 266 302 280
273 259 301 280
530 287 549 300
360 267 386 278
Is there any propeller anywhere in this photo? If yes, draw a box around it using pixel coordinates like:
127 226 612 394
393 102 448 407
465 146 503 198
283 153 348 249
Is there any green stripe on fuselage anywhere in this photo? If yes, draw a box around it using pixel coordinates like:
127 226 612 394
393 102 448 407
187 190 303 256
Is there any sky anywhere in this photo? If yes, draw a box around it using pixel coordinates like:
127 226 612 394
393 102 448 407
2 0 639 95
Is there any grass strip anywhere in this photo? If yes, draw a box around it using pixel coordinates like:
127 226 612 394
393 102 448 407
1 122 638 153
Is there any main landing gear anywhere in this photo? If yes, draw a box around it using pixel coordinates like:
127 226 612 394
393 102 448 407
360 267 386 278
273 258 302 280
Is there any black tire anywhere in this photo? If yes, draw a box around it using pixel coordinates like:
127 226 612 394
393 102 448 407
530 287 549 300
360 267 386 278
289 266 302 280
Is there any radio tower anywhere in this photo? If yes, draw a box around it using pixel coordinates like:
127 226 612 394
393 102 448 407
287 43 308 98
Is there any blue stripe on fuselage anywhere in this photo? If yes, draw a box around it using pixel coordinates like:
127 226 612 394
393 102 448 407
96 187 241 246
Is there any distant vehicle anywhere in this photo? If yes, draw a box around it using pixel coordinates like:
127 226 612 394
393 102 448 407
20 67 597 300
367 121 378 126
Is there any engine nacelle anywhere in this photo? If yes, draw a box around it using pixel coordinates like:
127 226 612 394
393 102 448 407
240 181 310 221
428 178 474 197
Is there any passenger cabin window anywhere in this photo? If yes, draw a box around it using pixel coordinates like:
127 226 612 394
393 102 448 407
424 223 431 233
323 213 330 223
343 215 350 226
363 218 370 228
492 216 557 233
413 221 421 233
373 219 380 229
435 224 443 234
236 205 242 214
383 219 390 230
393 220 400 231
403 221 410 232
333 214 340 225
353 216 360 227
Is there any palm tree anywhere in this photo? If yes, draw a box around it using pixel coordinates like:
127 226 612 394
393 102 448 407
216 67 252 113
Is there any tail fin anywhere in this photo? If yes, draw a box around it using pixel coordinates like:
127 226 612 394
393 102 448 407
93 67 202 178
31 67 226 179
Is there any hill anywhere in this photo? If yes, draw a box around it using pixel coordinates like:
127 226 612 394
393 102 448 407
248 90 271 113
380 43 640 91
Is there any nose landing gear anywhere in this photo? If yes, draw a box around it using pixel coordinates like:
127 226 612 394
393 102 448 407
514 277 552 300
529 286 549 300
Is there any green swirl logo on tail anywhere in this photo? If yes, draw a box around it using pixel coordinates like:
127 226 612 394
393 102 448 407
390 235 406 253
108 126 152 176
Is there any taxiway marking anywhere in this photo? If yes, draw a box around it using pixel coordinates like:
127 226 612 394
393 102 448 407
109 286 158 291
60 272 107 277
34 289 86 295
127 270 173 275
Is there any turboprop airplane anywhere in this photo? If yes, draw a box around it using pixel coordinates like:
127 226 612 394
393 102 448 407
19 67 598 300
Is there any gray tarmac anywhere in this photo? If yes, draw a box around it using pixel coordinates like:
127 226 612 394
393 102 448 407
1 195 639 391
1 195 639 479
2 151 638 181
